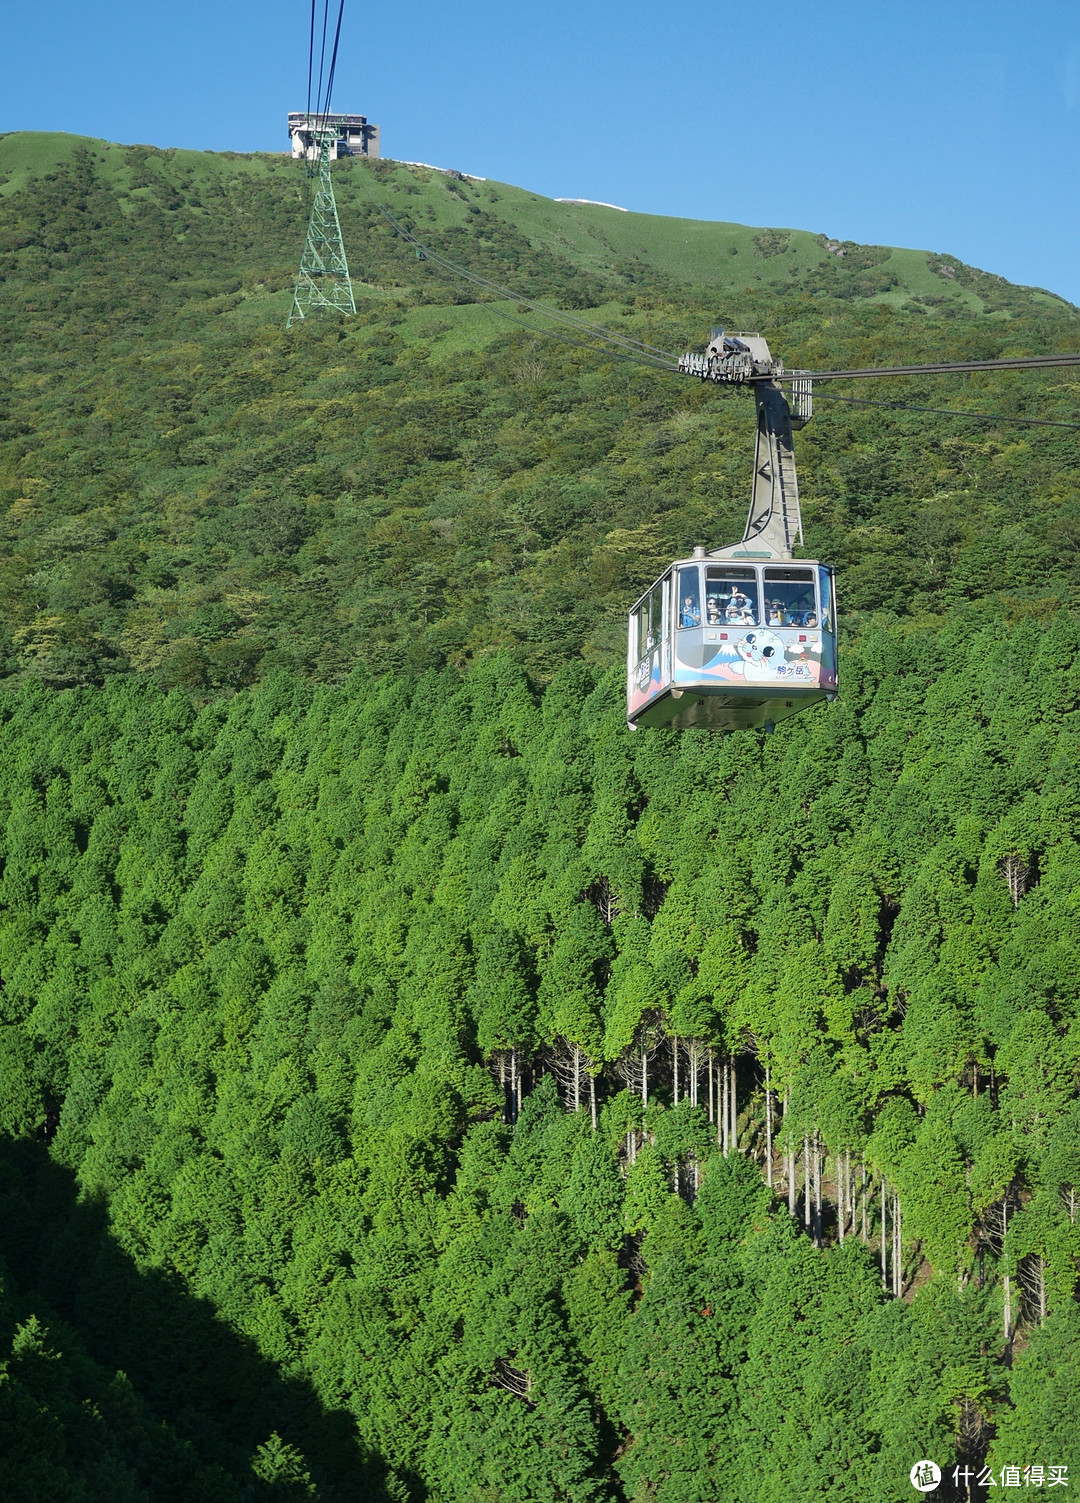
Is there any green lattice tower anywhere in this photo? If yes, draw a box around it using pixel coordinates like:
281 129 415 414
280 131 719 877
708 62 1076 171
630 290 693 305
287 129 356 328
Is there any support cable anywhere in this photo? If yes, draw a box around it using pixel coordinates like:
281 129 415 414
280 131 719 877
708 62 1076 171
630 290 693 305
306 0 316 121
314 0 330 125
808 388 1080 432
322 0 346 120
483 302 683 370
350 174 673 359
790 353 1080 381
357 182 1080 409
355 176 680 366
298 4 1079 426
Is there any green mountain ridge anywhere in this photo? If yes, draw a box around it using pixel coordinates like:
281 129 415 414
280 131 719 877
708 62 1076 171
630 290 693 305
4 130 1073 315
1 131 1079 693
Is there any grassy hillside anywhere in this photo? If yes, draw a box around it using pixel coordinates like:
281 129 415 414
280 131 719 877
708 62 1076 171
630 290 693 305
4 131 1071 314
1 132 1079 692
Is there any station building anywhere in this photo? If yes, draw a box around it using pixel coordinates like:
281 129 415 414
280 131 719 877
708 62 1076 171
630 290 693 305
288 112 380 161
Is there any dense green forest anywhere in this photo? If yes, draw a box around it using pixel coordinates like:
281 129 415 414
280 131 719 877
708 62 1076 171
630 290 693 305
2 133 1080 1500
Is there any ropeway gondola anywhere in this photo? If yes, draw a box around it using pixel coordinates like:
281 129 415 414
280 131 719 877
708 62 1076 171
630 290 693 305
627 333 836 734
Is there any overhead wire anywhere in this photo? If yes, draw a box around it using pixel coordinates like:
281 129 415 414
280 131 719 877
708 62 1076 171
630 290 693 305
306 4 1078 429
353 175 681 368
355 175 1080 424
483 302 684 371
360 187 1080 418
314 0 330 124
322 0 346 120
347 158 676 361
791 353 1080 381
355 179 1080 418
306 0 316 120
301 0 344 199
300 0 320 200
804 388 1080 432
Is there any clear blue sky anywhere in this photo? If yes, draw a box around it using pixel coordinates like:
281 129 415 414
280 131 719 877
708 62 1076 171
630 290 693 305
4 0 1079 303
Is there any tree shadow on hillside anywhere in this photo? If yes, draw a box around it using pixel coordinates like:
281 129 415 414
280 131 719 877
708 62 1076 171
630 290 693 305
0 1138 407 1502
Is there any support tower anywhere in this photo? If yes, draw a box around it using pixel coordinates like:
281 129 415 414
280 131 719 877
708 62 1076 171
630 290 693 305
287 129 356 329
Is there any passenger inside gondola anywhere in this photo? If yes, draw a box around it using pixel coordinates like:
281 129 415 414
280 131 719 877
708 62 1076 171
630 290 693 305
763 567 817 627
726 587 754 624
706 567 761 628
677 567 701 628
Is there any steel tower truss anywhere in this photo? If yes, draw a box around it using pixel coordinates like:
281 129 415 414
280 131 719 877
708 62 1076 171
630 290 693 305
287 130 356 328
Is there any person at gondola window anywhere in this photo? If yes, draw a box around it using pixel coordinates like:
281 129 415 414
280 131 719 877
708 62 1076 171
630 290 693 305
726 587 754 625
706 597 722 625
677 567 701 628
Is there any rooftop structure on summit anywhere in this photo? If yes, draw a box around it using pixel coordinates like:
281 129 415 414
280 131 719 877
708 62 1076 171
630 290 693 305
288 112 380 161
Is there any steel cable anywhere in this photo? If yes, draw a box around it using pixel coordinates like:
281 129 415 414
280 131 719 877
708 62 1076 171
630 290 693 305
322 0 346 119
317 20 1079 418
355 180 1080 422
808 388 1080 431
314 0 330 124
356 179 681 365
791 353 1080 381
349 171 670 357
483 302 681 371
306 0 316 120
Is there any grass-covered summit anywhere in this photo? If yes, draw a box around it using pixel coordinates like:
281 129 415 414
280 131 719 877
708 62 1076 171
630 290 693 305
1 130 1079 690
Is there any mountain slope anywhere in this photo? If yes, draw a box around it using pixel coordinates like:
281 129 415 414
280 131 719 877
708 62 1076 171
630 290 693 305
1 130 1078 694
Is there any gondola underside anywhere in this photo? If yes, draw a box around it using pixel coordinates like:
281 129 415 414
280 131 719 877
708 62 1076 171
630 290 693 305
629 682 830 732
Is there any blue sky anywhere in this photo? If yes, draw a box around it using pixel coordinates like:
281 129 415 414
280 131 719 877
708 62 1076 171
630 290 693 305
4 0 1079 303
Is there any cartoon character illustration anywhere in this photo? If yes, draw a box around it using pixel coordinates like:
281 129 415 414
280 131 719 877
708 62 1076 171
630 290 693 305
733 630 786 682
673 628 825 689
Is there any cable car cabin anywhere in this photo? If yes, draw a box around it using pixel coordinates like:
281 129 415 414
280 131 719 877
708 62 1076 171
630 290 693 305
627 554 837 732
